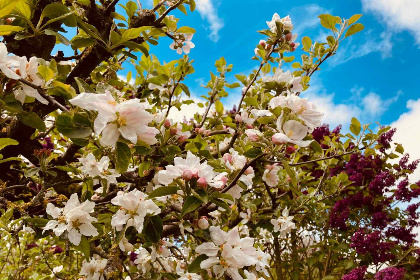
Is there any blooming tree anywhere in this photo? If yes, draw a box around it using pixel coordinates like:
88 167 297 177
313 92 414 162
0 1 419 280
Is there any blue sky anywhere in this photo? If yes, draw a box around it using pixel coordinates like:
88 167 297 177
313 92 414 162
112 0 420 127
56 0 420 179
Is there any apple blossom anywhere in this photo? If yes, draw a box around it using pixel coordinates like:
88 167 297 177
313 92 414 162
170 34 195 54
43 194 98 246
110 189 161 233
262 164 280 187
271 208 296 237
79 257 107 280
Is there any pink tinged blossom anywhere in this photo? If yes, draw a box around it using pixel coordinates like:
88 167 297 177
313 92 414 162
245 129 262 142
0 43 21 80
170 34 195 54
262 164 280 187
70 93 157 147
15 56 48 105
273 115 312 147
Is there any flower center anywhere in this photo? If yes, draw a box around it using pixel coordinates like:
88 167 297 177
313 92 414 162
107 100 117 106
116 114 127 127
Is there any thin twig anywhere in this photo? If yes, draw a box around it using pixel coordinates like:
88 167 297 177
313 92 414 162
156 0 183 23
18 79 69 112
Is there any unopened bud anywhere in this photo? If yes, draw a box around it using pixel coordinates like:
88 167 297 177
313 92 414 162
244 166 254 175
178 135 188 143
285 145 296 154
285 33 293 41
170 127 178 136
246 124 254 129
182 170 194 180
235 114 243 123
259 40 266 47
164 119 171 128
198 217 209 229
197 177 207 188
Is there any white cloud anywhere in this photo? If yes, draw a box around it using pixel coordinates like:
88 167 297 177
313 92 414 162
362 0 420 44
290 4 330 35
391 98 420 182
303 81 400 128
195 0 224 42
167 97 208 123
328 31 393 66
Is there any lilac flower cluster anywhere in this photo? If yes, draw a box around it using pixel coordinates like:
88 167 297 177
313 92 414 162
374 267 405 280
342 266 366 280
350 229 395 264
377 128 396 153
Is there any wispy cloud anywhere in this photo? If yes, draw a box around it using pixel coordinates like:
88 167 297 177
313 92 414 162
195 0 224 42
362 0 420 45
328 30 393 66
290 4 330 36
302 81 401 128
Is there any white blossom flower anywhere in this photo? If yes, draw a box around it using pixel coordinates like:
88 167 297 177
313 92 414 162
250 109 272 118
196 226 257 280
270 208 296 237
240 209 252 224
157 151 226 189
244 270 264 280
266 13 293 33
198 217 209 229
269 95 323 130
262 164 280 187
69 92 159 147
78 153 120 184
273 114 312 147
111 189 161 233
170 34 195 54
118 237 134 252
14 56 49 105
0 43 21 80
223 149 246 171
43 194 98 246
80 256 107 280
134 248 153 274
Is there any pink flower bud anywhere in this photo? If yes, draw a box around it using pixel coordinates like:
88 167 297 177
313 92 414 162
220 176 228 186
170 127 178 135
197 177 207 188
259 39 266 47
198 128 205 134
198 217 209 229
286 145 296 154
245 129 260 141
223 153 233 164
244 166 254 175
285 33 293 41
164 119 171 128
235 114 243 123
272 133 287 145
246 124 254 129
178 135 188 143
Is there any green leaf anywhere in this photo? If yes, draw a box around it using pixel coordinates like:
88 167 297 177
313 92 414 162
188 254 208 273
177 26 196 34
211 192 234 202
283 161 298 190
38 65 54 82
122 26 150 41
244 148 262 158
283 56 295 63
181 196 203 216
292 62 301 69
115 142 131 173
179 83 190 97
210 197 231 212
40 3 76 27
194 189 208 204
18 112 46 132
215 100 224 115
74 77 95 93
350 117 361 136
243 96 259 107
348 14 362 25
143 215 163 243
310 140 323 154
71 37 96 49
56 113 92 138
0 1 17 18
75 236 90 258
0 25 24 35
318 14 339 32
302 36 312 51
345 23 364 37
25 218 49 227
0 138 18 150
148 186 180 198
395 144 404 154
